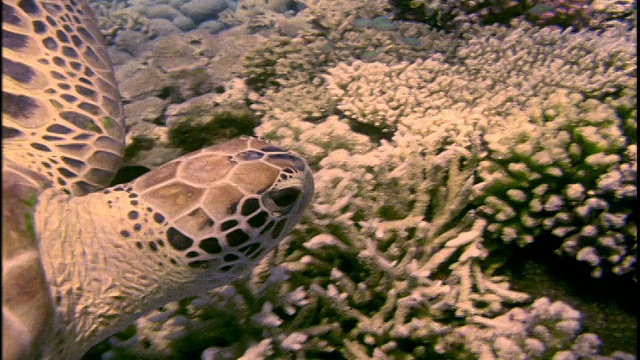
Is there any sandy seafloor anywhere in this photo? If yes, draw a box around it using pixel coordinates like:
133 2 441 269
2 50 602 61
84 0 636 359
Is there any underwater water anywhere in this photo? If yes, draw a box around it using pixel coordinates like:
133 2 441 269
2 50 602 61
83 0 636 359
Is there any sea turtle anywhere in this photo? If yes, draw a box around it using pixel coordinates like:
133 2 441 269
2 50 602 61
1 0 315 359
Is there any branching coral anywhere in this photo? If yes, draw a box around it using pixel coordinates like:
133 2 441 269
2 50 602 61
395 0 636 31
297 0 392 30
320 20 636 281
242 0 457 96
447 297 627 359
475 89 637 279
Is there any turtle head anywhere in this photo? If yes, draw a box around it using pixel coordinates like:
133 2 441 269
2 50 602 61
131 137 314 287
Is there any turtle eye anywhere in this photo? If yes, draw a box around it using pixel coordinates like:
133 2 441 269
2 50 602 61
263 187 301 214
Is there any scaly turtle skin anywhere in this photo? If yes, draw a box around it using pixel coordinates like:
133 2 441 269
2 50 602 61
1 1 315 359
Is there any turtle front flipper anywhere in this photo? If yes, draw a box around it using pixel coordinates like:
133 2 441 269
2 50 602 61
2 0 125 196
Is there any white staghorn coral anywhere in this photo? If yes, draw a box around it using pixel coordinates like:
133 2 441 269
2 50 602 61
320 19 636 280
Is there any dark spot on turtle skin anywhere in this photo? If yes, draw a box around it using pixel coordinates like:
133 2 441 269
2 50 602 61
224 254 240 262
61 94 78 103
57 177 67 186
57 144 87 156
238 150 264 161
157 239 165 247
226 229 250 247
56 29 69 43
61 156 84 170
220 220 238 231
167 227 193 250
220 265 234 272
3 30 29 50
62 46 79 59
77 26 95 43
259 220 275 235
3 4 22 25
239 243 261 256
47 124 73 134
170 258 177 265
2 92 38 120
83 65 95 78
241 198 260 216
78 102 100 115
2 126 23 139
268 153 307 171
71 34 82 47
271 219 287 239
148 242 158 252
33 20 47 33
57 167 76 178
128 193 138 199
227 201 239 215
186 251 199 258
200 237 222 254
42 135 63 141
248 211 269 228
268 188 301 208
249 248 265 260
43 37 57 51
182 209 198 218
75 85 96 100
49 100 62 109
153 212 165 224
188 260 212 269
45 15 57 27
3 58 35 83
120 230 130 238
127 211 139 220
70 61 82 71
130 200 138 206
260 145 286 153
31 143 51 152
60 111 101 133
133 224 141 232
18 0 40 14
135 242 143 249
